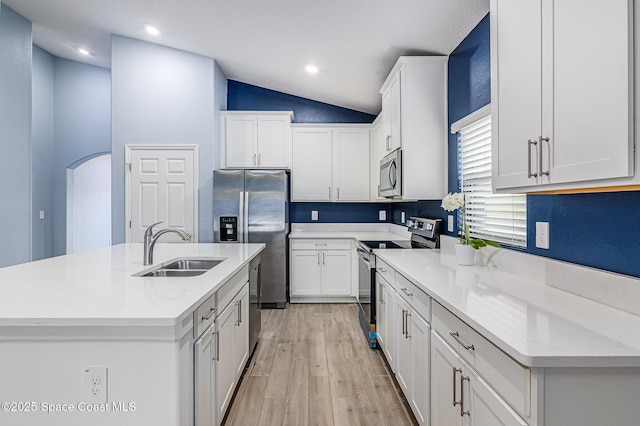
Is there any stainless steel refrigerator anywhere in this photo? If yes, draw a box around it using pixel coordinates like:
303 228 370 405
213 169 289 308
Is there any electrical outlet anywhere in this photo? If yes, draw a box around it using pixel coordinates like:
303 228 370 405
379 210 386 221
39 210 45 220
448 215 454 233
535 222 550 249
311 210 318 221
83 367 107 404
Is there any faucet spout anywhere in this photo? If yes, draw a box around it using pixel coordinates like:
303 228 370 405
143 222 192 265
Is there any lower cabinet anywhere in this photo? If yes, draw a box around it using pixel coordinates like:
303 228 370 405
431 331 527 426
376 273 395 370
194 268 250 426
290 239 352 300
217 282 249 422
394 291 430 425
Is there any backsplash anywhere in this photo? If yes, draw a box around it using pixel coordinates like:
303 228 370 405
290 202 390 224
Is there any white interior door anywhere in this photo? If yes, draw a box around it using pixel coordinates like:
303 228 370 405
126 145 198 243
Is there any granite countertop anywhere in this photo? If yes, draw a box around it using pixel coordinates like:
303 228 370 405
0 243 264 328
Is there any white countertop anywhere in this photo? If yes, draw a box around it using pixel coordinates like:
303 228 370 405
0 243 264 329
376 245 640 368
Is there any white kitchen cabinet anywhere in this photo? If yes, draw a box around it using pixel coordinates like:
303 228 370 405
378 56 447 200
216 281 249 423
491 0 633 192
431 331 527 426
221 112 293 169
291 125 370 202
375 272 395 370
195 322 216 426
290 239 352 301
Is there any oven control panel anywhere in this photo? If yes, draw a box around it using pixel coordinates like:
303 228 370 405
407 217 442 239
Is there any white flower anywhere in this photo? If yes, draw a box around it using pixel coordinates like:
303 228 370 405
441 192 465 212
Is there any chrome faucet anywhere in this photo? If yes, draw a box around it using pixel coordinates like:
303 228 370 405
143 221 192 265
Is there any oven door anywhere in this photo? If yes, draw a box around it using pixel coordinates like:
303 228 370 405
379 148 402 198
356 246 377 347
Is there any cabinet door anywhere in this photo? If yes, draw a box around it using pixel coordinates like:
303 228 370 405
217 301 237 421
234 283 250 378
333 128 370 201
547 0 633 184
290 250 323 296
321 250 351 296
410 312 430 425
381 280 395 371
370 117 382 200
380 73 402 155
194 324 216 426
431 331 463 426
394 296 411 396
291 128 332 201
376 276 387 352
381 89 393 156
257 116 289 168
468 369 527 426
491 0 543 190
224 115 257 168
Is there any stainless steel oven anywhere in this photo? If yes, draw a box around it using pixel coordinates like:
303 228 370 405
356 218 442 348
379 148 402 198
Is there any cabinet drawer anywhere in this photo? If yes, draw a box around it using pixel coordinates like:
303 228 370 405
194 292 217 337
432 302 531 417
290 239 351 250
396 273 430 322
218 266 249 312
375 258 395 287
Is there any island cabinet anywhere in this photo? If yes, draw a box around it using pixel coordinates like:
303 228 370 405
194 265 250 426
289 239 353 301
378 56 447 200
220 111 293 169
490 0 634 192
291 125 370 202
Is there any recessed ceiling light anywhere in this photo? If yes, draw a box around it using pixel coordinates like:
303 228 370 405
145 25 161 36
305 64 319 74
77 48 90 56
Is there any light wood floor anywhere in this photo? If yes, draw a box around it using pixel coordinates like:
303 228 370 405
223 303 416 426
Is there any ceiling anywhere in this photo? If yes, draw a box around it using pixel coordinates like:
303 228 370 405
4 0 489 115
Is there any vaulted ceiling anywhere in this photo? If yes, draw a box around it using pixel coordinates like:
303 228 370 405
4 0 489 114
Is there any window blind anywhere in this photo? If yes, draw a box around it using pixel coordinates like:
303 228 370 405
457 115 527 246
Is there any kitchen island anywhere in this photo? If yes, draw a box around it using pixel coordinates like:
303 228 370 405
0 242 264 426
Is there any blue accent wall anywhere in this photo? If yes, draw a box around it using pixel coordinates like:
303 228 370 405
228 80 376 123
447 13 640 278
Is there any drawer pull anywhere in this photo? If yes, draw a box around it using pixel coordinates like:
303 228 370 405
378 266 387 273
453 367 462 409
201 307 217 321
400 287 413 297
450 331 475 351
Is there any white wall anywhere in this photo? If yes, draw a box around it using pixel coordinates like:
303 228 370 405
111 35 227 244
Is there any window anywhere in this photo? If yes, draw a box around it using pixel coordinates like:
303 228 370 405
453 106 527 247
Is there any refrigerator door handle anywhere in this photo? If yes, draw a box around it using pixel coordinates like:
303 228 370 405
238 191 244 243
244 191 250 243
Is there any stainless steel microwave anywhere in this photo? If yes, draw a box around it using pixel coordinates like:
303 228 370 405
379 148 402 198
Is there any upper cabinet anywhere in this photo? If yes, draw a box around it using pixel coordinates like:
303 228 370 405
491 0 634 192
379 56 448 200
291 125 370 202
220 111 293 169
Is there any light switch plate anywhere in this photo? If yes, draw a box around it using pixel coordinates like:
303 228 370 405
379 210 386 221
39 210 45 220
400 212 405 224
311 211 318 221
536 222 549 249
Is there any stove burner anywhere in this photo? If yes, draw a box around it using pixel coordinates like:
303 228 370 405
359 240 408 250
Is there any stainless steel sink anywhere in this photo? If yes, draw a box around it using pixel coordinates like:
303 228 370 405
134 257 226 277
162 259 223 270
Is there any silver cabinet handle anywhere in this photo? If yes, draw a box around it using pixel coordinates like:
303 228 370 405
400 287 413 297
527 139 538 178
322 252 325 265
235 300 241 326
212 331 220 361
539 136 550 176
378 266 386 273
460 375 470 417
453 367 462 409
405 311 411 338
317 253 320 265
379 282 384 304
386 135 391 151
450 331 475 351
258 153 261 166
201 307 217 321
253 154 257 166
337 187 340 200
